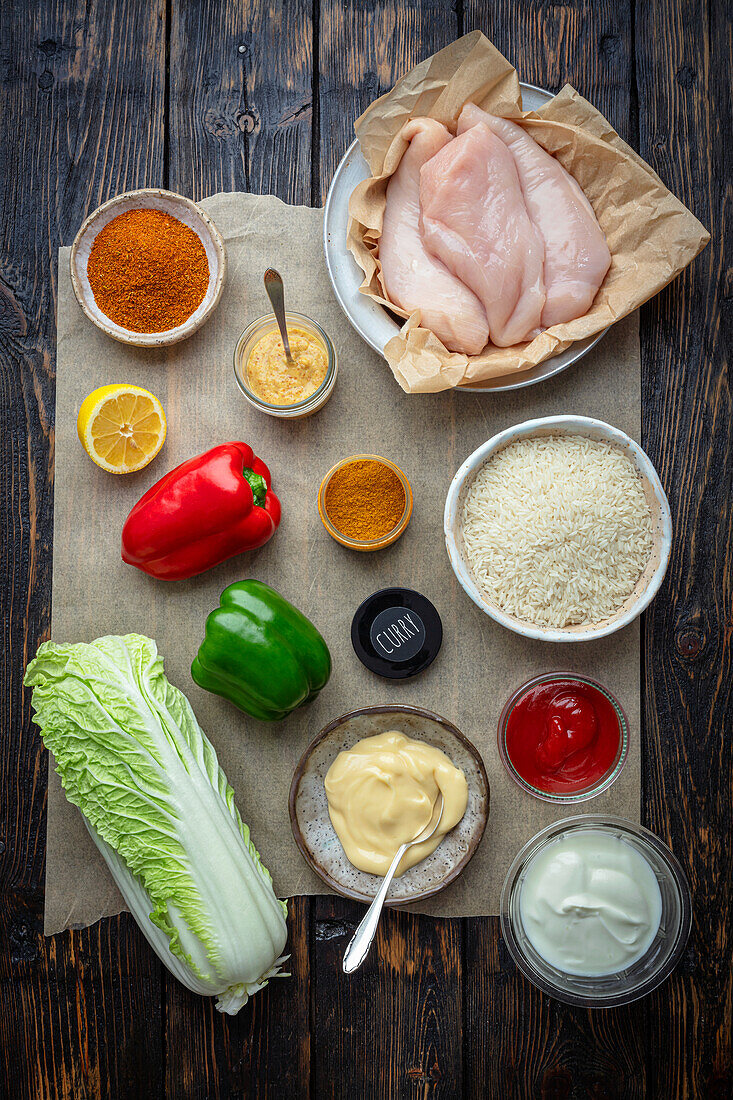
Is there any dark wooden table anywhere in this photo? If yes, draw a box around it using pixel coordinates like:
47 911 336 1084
1 2 730 1097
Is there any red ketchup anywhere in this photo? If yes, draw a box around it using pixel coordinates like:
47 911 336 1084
503 678 623 796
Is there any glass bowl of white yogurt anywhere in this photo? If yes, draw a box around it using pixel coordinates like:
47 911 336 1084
500 816 691 1007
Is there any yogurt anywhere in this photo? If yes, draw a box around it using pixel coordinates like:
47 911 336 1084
519 829 663 976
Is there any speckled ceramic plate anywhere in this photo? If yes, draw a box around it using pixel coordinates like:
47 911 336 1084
289 704 489 906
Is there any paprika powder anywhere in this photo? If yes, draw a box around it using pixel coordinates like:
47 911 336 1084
87 208 209 332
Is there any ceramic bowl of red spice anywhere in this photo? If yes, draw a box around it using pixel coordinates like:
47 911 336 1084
69 188 227 347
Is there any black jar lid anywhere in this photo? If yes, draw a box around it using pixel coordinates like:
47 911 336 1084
351 588 442 679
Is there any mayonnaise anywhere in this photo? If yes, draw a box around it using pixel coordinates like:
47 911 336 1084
324 730 468 876
519 830 662 976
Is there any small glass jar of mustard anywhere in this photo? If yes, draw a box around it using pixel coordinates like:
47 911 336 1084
234 311 337 419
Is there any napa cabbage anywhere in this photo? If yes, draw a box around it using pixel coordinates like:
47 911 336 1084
24 633 288 1014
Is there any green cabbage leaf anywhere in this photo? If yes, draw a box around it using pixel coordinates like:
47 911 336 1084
24 634 288 1014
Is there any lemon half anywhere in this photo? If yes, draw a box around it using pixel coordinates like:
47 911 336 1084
77 384 167 474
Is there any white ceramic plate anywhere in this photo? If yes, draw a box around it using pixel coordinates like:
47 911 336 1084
323 82 609 393
70 188 227 348
444 416 673 642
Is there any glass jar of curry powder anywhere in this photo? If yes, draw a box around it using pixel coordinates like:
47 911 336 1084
317 455 413 551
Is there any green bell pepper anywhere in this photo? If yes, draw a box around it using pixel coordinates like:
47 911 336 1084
191 580 331 721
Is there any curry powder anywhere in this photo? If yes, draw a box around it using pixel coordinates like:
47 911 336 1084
87 208 209 332
325 459 406 540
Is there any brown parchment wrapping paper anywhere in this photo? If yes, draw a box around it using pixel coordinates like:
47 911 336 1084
347 31 710 392
47 192 642 933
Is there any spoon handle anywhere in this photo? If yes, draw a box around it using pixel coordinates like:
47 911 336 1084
342 843 407 974
263 268 293 362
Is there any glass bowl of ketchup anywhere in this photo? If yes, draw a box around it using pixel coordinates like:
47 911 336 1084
498 673 628 803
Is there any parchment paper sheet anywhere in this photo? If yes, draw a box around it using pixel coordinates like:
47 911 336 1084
347 31 709 391
47 192 641 932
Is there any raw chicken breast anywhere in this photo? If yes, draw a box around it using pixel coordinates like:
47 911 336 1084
458 104 611 328
379 118 490 355
419 123 546 346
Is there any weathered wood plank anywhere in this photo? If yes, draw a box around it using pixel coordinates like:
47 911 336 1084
311 899 463 1099
169 0 314 203
464 920 650 1099
464 0 633 135
165 1 315 1094
163 899 311 1100
317 0 461 202
315 6 464 1096
0 0 167 1095
1 1 730 1097
634 0 732 1096
458 3 655 1096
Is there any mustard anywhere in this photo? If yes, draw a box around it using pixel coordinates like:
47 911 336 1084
246 326 328 406
324 730 468 876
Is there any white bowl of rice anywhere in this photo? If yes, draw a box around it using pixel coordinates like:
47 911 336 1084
444 416 672 642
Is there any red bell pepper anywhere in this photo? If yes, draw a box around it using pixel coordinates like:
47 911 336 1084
121 442 281 580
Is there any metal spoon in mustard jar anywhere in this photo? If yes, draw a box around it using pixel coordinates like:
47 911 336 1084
263 268 294 365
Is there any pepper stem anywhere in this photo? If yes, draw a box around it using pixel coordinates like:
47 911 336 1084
242 467 268 507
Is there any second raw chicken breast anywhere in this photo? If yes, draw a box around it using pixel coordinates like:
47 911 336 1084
457 104 611 328
379 118 490 355
419 123 546 346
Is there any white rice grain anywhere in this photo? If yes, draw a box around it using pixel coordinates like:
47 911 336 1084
460 435 653 627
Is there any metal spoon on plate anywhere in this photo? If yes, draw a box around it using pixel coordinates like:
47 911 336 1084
263 268 294 364
342 794 445 974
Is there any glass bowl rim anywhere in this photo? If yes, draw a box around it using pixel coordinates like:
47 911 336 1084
500 814 692 1007
497 671 630 804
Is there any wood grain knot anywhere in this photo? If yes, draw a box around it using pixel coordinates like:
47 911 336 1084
706 1072 733 1099
204 108 258 138
0 279 28 338
676 627 705 659
406 1061 441 1084
239 109 259 134
676 65 697 88
37 70 54 92
540 1065 573 1099
315 918 355 942
599 33 621 58
9 919 40 964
